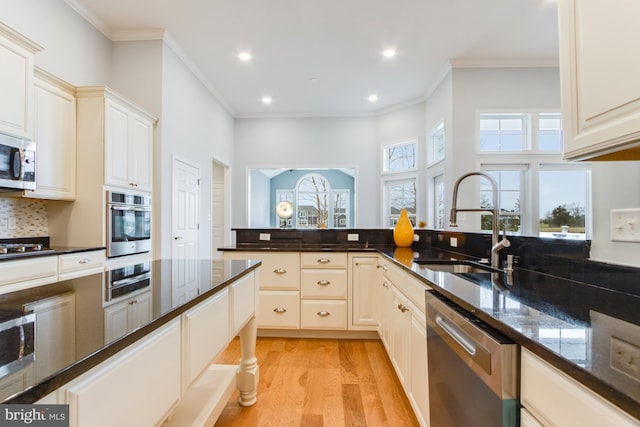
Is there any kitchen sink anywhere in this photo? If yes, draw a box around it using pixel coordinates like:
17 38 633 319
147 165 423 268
414 261 496 274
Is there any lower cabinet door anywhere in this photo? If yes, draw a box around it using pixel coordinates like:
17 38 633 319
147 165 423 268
301 299 347 330
65 320 181 427
259 290 300 329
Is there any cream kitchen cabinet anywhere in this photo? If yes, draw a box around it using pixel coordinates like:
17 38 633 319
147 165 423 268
349 254 380 330
57 250 105 281
25 69 76 201
103 290 152 344
0 255 58 295
0 23 41 140
521 348 640 426
559 0 640 160
104 97 154 191
300 252 348 330
64 319 181 427
223 251 300 329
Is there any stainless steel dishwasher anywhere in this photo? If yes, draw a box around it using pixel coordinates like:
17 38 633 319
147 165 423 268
426 290 519 427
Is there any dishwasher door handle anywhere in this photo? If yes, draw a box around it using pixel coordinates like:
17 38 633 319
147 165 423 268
435 314 476 356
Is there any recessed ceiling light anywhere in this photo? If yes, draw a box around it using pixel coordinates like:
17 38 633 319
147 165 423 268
368 94 379 102
238 51 252 61
383 49 396 58
262 96 272 104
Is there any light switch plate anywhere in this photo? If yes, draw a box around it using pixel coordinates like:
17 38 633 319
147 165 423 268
347 233 359 241
610 208 640 242
450 237 458 247
259 233 271 241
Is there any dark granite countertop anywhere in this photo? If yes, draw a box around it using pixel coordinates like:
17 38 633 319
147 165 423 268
221 245 640 420
0 258 260 404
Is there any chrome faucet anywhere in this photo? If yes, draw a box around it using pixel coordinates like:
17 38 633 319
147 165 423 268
450 172 510 268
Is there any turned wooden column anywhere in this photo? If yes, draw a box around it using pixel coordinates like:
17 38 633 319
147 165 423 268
236 315 259 406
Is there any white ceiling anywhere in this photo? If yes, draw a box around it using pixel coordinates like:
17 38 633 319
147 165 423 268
66 0 559 117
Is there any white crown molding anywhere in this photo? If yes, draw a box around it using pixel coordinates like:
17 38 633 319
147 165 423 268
423 61 453 101
449 57 559 68
161 33 236 116
111 29 166 42
64 0 113 39
375 96 426 116
235 110 377 119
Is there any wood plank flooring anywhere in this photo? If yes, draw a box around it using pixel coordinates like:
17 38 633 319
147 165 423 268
213 337 419 427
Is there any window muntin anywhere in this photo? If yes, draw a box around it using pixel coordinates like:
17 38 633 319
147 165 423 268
383 139 417 173
385 179 416 227
433 174 445 229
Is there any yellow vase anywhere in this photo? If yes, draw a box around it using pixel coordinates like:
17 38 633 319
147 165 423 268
393 209 414 247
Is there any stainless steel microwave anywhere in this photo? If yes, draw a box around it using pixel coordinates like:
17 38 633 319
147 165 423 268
0 133 35 191
106 191 152 258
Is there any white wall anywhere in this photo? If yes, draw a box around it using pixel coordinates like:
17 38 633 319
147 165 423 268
158 43 234 259
0 0 111 86
233 117 378 228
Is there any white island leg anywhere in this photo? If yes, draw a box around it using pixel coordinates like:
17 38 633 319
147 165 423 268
236 315 259 406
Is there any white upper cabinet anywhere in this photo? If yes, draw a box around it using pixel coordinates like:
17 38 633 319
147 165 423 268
26 69 77 200
104 96 154 191
560 0 640 160
0 23 42 139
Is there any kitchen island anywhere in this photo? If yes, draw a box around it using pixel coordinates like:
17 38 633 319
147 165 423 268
0 258 261 427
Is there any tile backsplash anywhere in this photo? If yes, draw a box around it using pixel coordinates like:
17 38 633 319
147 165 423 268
0 198 48 238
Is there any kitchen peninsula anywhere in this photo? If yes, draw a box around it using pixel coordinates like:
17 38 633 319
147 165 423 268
222 228 640 426
0 257 261 427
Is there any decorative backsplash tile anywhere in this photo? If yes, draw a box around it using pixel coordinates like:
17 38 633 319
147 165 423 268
0 198 48 239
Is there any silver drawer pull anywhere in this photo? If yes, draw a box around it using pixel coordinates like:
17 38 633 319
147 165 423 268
274 268 287 274
317 280 331 286
317 311 331 317
397 304 409 313
273 307 287 313
317 258 331 264
78 258 91 264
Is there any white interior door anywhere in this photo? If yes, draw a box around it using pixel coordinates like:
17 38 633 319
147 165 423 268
172 158 200 305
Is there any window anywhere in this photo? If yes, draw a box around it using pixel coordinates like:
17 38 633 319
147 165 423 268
478 111 590 239
385 179 416 227
383 139 417 172
427 121 445 165
277 173 350 229
479 113 528 151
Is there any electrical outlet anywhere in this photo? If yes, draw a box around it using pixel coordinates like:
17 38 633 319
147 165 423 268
259 233 271 241
7 217 15 230
347 233 359 241
610 208 640 242
450 237 458 247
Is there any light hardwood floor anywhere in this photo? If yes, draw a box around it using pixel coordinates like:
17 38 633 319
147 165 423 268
213 337 420 427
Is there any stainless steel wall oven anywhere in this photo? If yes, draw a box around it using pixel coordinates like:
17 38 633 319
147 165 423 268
106 191 151 258
0 310 35 379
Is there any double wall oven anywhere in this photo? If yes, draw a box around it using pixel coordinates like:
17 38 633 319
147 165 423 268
106 191 151 258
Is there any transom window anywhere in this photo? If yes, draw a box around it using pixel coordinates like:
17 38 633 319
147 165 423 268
383 139 417 173
479 112 564 152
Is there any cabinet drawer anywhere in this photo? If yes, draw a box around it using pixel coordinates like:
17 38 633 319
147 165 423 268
301 300 347 330
405 274 428 313
225 252 299 290
379 257 407 292
300 252 347 269
58 250 106 279
300 269 347 299
521 348 640 427
0 256 58 292
258 290 300 329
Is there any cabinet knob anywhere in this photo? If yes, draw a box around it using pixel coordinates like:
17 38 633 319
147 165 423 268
317 258 331 264
382 281 389 289
273 307 287 313
317 311 331 317
274 268 287 274
317 280 331 286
